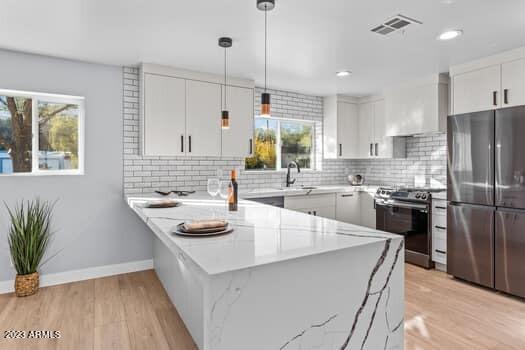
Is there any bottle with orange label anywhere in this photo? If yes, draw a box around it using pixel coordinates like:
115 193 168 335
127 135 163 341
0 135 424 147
228 169 238 211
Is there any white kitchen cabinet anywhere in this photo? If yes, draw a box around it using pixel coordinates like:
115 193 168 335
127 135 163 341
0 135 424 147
335 192 361 224
385 74 449 135
501 58 525 108
359 190 376 229
451 48 525 114
143 73 186 156
357 102 374 158
323 96 360 159
452 65 501 114
221 86 254 157
186 80 222 157
431 198 447 268
358 99 406 159
141 64 254 157
337 102 360 158
284 193 336 220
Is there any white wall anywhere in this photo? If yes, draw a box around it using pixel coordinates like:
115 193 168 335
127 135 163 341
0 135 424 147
0 50 152 282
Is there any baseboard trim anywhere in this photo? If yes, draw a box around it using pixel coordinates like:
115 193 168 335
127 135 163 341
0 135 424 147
0 259 153 294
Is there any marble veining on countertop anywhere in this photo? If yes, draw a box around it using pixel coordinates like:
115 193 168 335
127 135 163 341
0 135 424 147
127 192 401 276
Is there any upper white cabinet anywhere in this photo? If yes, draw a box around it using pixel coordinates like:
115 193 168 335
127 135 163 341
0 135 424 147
323 96 360 159
501 58 525 108
450 47 525 114
324 95 405 159
385 74 449 136
221 86 254 157
140 63 254 157
143 74 186 156
358 99 406 158
357 102 374 158
452 65 500 114
186 80 222 157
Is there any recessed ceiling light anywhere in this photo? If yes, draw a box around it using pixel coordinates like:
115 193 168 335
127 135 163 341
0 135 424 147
336 70 351 77
438 29 463 41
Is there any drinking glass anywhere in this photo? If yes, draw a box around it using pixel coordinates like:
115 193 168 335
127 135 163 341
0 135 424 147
207 178 220 198
219 180 232 200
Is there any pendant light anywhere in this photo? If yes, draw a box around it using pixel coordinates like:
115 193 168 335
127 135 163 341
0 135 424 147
219 37 233 129
257 0 275 117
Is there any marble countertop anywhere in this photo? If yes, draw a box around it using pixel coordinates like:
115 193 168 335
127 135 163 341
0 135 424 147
127 192 400 276
241 185 379 199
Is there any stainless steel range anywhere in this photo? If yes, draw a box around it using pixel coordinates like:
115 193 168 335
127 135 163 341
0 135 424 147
375 187 439 269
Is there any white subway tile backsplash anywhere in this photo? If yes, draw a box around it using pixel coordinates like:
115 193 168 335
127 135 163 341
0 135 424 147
122 67 447 194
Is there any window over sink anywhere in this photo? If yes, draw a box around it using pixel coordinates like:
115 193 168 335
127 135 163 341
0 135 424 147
245 117 314 171
0 89 84 175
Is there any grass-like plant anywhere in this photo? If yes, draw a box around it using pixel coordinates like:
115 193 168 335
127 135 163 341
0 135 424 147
6 199 55 276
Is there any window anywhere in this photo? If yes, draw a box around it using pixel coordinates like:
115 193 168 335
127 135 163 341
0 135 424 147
245 117 314 171
0 90 84 175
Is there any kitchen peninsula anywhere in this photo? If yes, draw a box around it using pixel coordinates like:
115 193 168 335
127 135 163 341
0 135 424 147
127 193 404 350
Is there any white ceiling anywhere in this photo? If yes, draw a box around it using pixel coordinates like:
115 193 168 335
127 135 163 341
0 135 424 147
1 0 525 96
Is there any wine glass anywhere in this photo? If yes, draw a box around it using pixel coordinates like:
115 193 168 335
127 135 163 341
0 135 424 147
219 180 232 214
219 180 232 200
207 178 220 198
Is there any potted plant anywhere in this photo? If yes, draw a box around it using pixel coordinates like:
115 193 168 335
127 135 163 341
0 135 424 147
6 199 54 297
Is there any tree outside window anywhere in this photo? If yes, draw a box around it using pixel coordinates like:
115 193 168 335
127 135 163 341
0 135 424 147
245 118 314 171
0 91 84 175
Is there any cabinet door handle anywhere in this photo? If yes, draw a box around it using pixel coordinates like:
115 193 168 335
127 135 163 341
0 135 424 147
189 135 192 153
435 249 446 255
341 194 354 197
369 143 373 156
504 89 509 104
249 139 253 154
313 211 317 216
181 135 184 153
375 143 378 156
435 206 446 210
435 225 446 230
493 91 498 106
339 144 342 157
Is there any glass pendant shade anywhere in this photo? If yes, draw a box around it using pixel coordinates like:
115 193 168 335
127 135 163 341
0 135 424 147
221 110 230 129
261 92 271 117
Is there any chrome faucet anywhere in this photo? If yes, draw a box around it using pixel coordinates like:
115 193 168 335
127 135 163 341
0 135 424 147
286 161 301 187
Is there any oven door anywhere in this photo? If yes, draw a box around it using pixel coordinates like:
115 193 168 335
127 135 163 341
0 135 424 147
376 200 430 256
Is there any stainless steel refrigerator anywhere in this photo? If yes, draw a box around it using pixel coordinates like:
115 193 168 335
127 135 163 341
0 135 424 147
448 106 525 298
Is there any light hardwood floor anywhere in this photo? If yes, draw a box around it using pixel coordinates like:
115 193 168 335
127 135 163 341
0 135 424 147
1 265 524 350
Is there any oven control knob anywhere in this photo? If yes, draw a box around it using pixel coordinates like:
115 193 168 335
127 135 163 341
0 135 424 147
421 194 427 200
415 193 421 199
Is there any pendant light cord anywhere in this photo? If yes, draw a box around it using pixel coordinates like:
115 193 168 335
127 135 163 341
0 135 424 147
264 6 268 92
224 48 227 109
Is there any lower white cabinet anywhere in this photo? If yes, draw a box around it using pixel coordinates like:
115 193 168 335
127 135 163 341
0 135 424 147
359 190 376 229
432 198 447 267
285 193 336 220
335 192 361 224
335 189 376 229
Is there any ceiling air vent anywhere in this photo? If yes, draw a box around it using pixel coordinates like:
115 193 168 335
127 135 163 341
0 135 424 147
371 14 422 36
